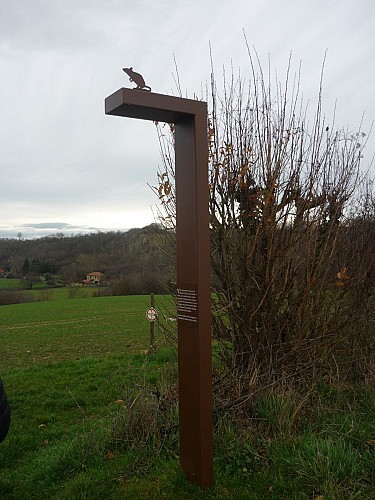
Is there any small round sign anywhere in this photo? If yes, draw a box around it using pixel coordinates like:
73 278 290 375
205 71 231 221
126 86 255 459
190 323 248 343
146 307 158 322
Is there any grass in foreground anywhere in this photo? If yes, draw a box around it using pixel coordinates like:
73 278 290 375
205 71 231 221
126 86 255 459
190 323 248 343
1 295 167 370
0 295 374 498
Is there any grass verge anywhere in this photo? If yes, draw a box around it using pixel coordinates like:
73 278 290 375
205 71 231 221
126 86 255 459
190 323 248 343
0 296 374 498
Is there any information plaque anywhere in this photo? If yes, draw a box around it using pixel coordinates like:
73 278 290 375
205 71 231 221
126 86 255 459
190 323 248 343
177 285 198 325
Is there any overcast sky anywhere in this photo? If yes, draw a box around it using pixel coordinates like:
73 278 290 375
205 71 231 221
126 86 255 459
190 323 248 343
1 0 374 239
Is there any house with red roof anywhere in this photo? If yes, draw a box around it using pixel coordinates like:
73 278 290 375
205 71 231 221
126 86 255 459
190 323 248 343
82 272 104 285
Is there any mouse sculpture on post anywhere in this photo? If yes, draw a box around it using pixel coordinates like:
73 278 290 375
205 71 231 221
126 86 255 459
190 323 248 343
122 67 151 91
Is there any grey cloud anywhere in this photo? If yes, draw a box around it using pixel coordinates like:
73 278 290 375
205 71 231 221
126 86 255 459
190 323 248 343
22 222 70 229
0 0 374 240
0 222 128 240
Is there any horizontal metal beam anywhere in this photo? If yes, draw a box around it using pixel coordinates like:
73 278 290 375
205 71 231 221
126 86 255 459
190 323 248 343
105 88 206 124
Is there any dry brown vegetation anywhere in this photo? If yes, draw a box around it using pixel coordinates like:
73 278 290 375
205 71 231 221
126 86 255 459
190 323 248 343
153 51 375 407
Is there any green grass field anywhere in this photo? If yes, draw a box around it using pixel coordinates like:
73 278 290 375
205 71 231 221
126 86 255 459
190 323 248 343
0 279 22 290
1 295 161 370
1 294 374 499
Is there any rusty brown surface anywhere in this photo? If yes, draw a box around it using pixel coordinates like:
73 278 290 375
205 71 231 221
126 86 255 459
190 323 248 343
122 67 152 91
105 88 213 488
105 88 204 123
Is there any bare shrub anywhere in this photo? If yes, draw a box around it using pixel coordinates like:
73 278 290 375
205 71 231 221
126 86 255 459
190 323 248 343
0 291 32 306
109 365 179 455
92 287 112 297
37 289 53 301
67 286 87 299
108 271 168 296
153 52 374 405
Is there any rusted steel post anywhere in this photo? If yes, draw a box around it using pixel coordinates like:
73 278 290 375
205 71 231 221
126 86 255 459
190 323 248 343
105 89 213 488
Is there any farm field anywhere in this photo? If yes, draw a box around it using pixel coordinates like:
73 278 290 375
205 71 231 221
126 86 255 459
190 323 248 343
0 278 62 291
1 294 374 499
1 295 163 370
0 294 185 499
0 279 22 290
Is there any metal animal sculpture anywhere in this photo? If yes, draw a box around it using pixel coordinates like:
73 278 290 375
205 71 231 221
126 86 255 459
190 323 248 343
122 67 151 91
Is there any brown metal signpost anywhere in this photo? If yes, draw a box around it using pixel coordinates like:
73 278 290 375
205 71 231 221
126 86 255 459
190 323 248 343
105 87 213 488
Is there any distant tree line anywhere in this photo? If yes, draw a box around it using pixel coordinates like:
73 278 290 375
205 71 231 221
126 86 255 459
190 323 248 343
0 224 174 295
